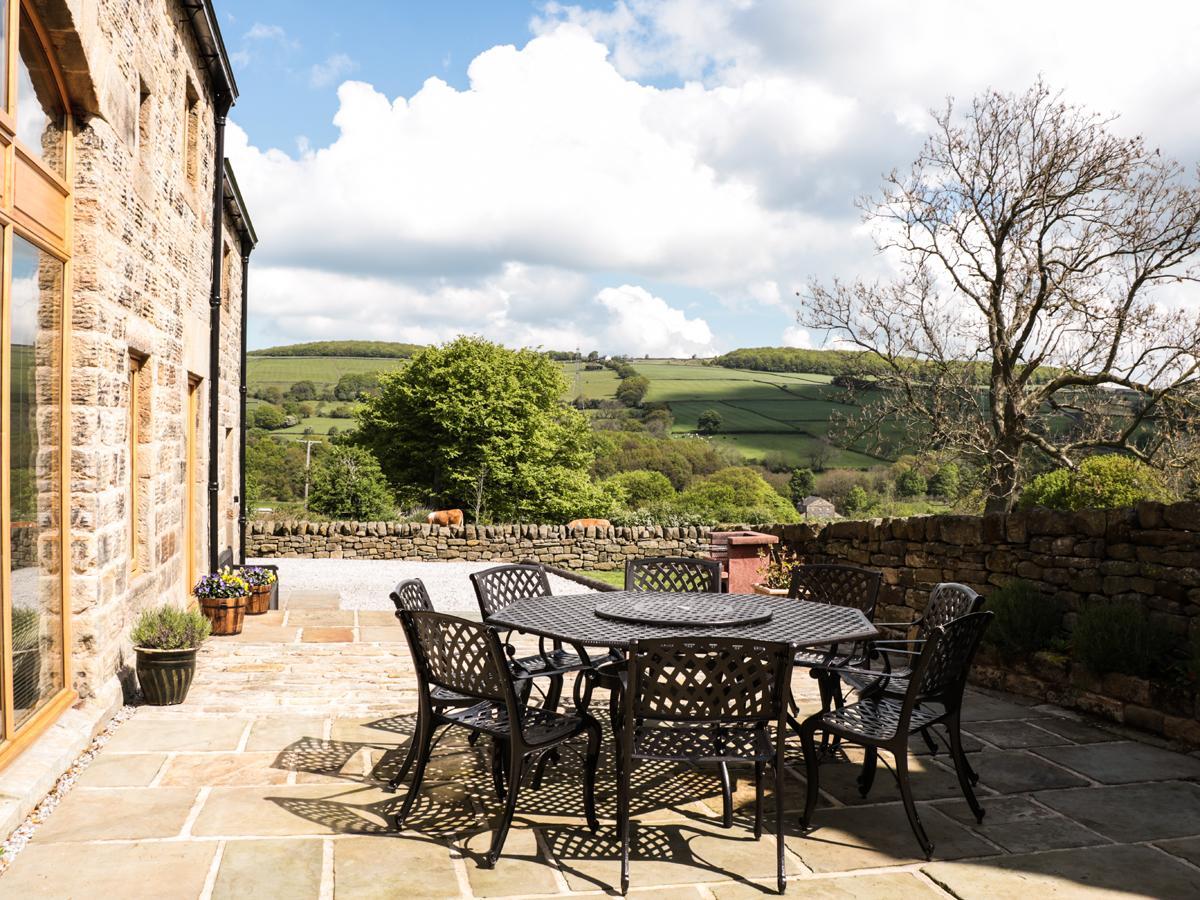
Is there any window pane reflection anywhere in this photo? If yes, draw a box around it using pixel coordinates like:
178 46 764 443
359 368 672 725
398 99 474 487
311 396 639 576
16 10 65 176
10 235 63 728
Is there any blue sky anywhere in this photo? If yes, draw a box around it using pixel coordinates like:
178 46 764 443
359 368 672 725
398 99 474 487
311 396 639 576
220 1 1200 355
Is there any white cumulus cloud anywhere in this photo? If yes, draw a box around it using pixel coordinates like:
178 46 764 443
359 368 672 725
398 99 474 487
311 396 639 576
597 285 716 357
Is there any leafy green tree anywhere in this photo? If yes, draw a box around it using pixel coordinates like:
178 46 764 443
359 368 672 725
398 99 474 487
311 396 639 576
896 469 928 497
355 336 606 521
929 463 961 499
1020 455 1173 510
308 445 394 520
842 485 871 516
788 467 816 505
245 432 312 502
697 409 723 434
615 375 650 406
288 380 318 401
589 431 727 490
677 467 797 523
604 470 676 508
251 404 286 430
335 371 382 401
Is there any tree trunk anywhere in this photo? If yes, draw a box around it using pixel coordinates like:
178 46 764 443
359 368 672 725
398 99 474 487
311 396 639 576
984 440 1022 513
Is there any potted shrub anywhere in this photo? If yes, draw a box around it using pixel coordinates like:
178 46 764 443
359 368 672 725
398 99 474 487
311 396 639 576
752 546 803 596
12 607 41 710
239 566 277 615
132 605 211 705
194 567 251 636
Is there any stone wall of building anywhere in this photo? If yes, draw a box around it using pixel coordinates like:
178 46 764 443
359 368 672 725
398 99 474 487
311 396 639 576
251 501 1200 743
67 0 243 708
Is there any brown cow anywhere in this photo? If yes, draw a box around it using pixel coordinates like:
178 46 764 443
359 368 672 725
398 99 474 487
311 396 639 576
427 509 464 526
567 518 611 530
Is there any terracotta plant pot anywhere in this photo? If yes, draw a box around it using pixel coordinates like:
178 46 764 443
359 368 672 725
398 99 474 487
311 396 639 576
752 583 789 597
198 593 248 636
246 585 271 615
136 647 198 705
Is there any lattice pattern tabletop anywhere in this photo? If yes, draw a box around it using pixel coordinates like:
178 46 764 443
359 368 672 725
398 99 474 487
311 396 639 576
488 590 878 650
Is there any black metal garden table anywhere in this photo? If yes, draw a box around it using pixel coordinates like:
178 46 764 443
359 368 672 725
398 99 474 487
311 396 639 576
487 589 878 653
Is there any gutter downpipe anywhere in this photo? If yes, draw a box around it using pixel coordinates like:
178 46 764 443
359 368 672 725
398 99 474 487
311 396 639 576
238 234 251 563
208 90 232 573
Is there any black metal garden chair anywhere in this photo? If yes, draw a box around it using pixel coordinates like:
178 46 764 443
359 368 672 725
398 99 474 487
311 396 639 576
798 611 994 859
625 556 723 593
841 582 985 768
785 564 883 743
396 610 602 868
470 564 594 711
384 578 483 792
617 637 794 895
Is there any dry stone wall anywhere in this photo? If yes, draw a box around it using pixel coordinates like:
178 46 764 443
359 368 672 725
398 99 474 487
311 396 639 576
252 500 1200 744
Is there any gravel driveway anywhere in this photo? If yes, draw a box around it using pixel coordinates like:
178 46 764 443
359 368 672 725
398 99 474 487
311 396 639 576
250 557 593 612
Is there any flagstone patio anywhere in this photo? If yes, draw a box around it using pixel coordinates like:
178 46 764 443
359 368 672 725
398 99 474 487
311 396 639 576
4 584 1200 898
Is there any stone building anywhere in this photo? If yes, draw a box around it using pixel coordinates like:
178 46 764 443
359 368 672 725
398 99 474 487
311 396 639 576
798 495 837 519
0 0 253 831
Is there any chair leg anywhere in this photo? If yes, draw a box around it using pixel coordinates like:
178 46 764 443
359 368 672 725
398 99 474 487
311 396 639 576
774 756 786 895
857 746 879 798
490 737 507 802
718 762 734 828
485 747 525 868
894 751 933 859
385 720 421 793
799 718 821 829
946 716 985 823
529 677 564 790
583 722 601 832
619 748 632 895
920 726 939 755
395 715 435 829
754 760 764 840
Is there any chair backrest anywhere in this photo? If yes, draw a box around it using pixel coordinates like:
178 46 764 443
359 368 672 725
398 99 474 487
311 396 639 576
469 563 552 619
787 564 882 620
401 610 513 704
389 578 433 623
902 611 993 721
625 637 793 725
625 557 722 593
918 583 984 637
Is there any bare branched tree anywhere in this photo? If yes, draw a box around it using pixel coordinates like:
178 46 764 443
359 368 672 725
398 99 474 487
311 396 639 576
801 80 1200 512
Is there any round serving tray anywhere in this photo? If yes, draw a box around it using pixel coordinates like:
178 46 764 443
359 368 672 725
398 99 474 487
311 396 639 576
593 596 773 628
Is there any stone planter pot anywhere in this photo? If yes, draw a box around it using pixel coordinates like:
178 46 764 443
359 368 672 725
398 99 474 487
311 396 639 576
12 646 40 709
198 594 247 636
246 585 271 616
752 583 789 597
135 647 198 706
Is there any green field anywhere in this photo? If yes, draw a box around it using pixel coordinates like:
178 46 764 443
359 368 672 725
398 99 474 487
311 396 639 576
246 349 895 468
247 355 408 392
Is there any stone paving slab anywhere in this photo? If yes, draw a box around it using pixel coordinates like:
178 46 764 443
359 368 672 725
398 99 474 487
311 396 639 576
33 787 199 842
965 750 1089 794
923 843 1200 897
159 751 294 787
1 840 217 898
192 784 397 837
104 717 249 752
784 803 999 873
212 838 324 899
334 834 463 899
1035 781 1200 842
962 719 1072 749
932 795 1106 854
74 751 167 787
709 872 945 898
1034 740 1200 784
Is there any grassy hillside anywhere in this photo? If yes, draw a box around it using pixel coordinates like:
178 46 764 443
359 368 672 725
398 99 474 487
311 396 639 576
251 340 422 358
247 355 408 394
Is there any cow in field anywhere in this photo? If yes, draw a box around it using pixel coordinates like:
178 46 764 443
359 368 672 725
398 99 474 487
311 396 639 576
567 518 611 530
427 509 464 526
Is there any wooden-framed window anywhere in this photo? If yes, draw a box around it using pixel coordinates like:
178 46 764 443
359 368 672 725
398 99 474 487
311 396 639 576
183 78 199 187
186 376 202 591
128 353 147 576
0 0 74 768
